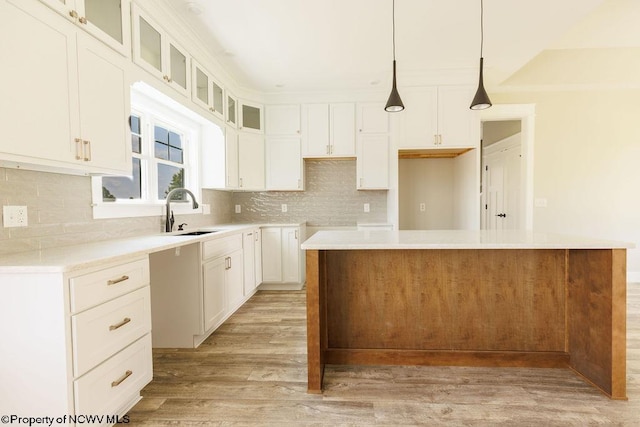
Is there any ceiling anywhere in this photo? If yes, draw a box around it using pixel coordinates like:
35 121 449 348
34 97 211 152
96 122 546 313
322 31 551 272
163 0 640 93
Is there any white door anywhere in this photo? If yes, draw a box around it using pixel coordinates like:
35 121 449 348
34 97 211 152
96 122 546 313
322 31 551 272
482 137 522 230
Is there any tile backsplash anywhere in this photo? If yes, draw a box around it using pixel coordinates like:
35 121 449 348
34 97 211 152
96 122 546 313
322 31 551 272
0 160 387 256
232 160 387 226
0 167 232 256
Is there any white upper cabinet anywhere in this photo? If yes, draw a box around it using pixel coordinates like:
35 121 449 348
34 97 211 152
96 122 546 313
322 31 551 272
226 93 238 128
0 0 130 174
76 32 131 173
132 5 191 97
356 103 390 190
266 137 303 191
239 100 264 134
191 60 224 121
36 0 131 57
265 105 303 191
302 103 355 158
330 103 356 156
357 103 389 134
237 133 265 190
266 105 301 136
357 135 389 190
225 127 240 189
399 86 477 149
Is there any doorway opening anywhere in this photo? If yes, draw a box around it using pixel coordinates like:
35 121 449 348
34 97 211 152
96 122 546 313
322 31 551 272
479 104 535 230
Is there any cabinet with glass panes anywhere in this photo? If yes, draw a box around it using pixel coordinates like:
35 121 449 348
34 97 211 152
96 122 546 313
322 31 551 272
36 0 131 56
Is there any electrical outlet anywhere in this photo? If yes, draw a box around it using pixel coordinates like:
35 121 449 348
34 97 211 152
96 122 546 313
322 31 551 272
364 203 370 213
235 204 241 213
281 204 288 213
3 205 28 228
419 203 426 212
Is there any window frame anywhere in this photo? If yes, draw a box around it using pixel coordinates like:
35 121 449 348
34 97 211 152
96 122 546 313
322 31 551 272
92 83 204 219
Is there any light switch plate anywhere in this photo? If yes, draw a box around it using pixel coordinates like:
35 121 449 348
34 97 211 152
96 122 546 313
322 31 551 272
3 205 28 227
202 204 211 215
281 204 288 213
235 204 241 213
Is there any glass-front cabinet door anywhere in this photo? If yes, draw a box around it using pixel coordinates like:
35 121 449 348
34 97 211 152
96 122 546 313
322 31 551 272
133 8 163 76
239 100 263 134
212 80 224 117
37 0 131 57
191 61 225 121
167 40 190 96
227 93 237 128
133 5 191 97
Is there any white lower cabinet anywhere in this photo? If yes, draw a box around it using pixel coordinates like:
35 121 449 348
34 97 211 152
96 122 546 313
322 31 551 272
243 229 261 295
0 256 152 422
260 225 306 287
202 256 227 332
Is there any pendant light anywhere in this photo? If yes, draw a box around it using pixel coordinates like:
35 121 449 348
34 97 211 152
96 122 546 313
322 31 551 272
470 0 492 110
385 0 404 112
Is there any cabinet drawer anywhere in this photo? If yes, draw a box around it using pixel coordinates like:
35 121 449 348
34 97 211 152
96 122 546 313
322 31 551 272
72 287 151 377
203 234 242 260
74 334 152 416
70 258 150 313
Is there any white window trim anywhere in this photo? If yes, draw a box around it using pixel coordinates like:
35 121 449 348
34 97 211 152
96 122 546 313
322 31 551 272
92 82 209 219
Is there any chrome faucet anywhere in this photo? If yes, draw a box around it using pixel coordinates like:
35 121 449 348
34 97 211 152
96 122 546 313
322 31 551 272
165 188 199 232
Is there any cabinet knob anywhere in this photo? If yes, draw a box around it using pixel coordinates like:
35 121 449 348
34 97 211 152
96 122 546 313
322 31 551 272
69 10 78 19
79 16 87 25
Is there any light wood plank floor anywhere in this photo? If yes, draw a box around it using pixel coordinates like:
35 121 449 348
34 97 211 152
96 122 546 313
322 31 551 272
128 285 640 426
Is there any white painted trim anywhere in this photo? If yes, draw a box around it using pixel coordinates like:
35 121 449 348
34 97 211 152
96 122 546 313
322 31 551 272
480 104 536 230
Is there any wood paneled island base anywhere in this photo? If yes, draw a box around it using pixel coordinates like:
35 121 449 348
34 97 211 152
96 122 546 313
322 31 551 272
302 231 631 400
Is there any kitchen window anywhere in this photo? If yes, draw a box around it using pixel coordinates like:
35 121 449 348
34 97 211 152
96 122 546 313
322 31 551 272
92 82 209 219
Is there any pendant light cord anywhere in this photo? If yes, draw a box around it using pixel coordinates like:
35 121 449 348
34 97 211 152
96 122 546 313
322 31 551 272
392 0 396 61
480 0 484 57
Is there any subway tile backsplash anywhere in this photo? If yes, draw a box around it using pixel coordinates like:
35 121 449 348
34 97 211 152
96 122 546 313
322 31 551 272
0 167 232 256
0 160 387 256
232 160 387 226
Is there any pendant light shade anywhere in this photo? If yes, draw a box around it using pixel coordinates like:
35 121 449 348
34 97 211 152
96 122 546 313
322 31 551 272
470 0 492 110
470 57 491 110
385 60 404 112
385 0 404 112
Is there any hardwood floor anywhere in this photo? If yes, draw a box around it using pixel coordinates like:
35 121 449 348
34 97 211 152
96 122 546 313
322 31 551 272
128 285 640 426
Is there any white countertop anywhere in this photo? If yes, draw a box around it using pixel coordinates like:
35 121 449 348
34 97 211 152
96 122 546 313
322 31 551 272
300 230 635 250
0 223 304 273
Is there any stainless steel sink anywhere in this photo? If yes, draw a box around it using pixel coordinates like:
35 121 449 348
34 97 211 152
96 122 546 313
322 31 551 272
175 230 220 236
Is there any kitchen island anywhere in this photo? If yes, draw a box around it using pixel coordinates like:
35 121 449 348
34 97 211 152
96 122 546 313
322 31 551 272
301 230 633 399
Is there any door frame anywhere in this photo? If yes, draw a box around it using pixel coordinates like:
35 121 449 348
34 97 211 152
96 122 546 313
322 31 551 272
480 104 535 230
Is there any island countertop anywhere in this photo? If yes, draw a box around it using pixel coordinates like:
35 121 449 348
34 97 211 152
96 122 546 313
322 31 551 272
301 229 635 250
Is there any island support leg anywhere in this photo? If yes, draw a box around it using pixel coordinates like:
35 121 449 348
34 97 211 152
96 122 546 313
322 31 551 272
306 250 326 393
568 248 627 399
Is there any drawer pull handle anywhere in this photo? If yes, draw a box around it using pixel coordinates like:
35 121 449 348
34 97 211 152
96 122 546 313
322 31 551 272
109 317 131 331
107 275 129 285
111 370 133 387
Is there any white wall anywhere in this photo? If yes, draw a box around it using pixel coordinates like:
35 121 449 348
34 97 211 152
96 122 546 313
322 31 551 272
493 89 640 278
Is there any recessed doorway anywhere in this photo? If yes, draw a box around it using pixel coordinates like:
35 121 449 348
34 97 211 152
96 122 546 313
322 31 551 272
480 105 535 230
